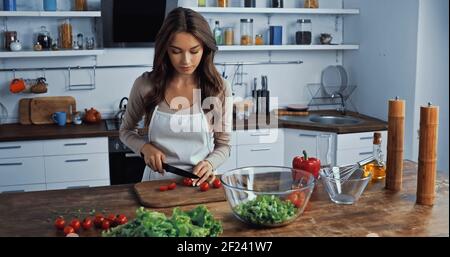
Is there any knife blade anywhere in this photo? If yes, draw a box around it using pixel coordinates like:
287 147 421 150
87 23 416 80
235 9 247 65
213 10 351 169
140 153 200 179
162 163 200 179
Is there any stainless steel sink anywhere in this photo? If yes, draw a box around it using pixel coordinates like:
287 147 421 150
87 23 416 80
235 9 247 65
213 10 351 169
309 115 361 125
278 115 363 125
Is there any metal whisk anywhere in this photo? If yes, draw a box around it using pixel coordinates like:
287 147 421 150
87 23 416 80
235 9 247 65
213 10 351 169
326 156 375 182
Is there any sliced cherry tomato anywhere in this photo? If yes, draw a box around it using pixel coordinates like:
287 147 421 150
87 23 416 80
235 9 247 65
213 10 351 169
70 219 81 232
212 178 222 189
199 182 210 192
82 217 93 230
183 178 193 187
63 226 75 235
101 220 110 230
54 217 65 230
94 214 104 228
168 182 177 190
159 185 169 191
115 214 128 225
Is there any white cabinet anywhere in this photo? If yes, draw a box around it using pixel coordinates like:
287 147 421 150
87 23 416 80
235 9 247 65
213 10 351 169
336 131 387 166
284 128 335 168
0 137 110 194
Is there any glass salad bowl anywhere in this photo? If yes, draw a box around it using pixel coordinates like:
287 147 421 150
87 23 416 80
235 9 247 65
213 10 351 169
220 166 315 228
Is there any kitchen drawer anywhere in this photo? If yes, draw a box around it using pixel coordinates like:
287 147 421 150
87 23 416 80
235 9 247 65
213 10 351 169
236 129 282 145
237 143 284 167
0 184 46 194
45 153 109 183
0 141 43 159
337 132 377 150
336 147 373 166
46 180 110 191
0 157 45 186
43 137 108 156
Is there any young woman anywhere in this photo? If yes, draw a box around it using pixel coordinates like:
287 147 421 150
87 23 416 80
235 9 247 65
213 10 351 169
120 7 232 187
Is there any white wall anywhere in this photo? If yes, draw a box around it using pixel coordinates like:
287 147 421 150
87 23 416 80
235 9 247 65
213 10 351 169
344 0 448 173
1 0 349 123
413 0 449 172
343 0 420 162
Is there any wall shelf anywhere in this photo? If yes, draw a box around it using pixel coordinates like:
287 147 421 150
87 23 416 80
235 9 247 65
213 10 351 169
0 50 104 58
0 11 101 17
218 45 359 51
191 7 359 15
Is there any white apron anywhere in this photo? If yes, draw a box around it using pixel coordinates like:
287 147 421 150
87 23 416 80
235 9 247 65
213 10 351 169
142 105 213 181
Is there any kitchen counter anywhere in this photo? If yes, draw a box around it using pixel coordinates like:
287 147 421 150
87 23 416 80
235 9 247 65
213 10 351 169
0 110 386 142
0 161 447 237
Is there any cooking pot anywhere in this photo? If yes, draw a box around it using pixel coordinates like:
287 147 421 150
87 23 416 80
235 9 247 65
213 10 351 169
84 107 102 123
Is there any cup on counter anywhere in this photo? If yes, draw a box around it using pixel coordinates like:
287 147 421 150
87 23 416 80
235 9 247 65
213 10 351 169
52 112 67 126
269 26 282 45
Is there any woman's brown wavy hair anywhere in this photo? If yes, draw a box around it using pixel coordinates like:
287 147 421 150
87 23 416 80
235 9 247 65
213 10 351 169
144 7 224 126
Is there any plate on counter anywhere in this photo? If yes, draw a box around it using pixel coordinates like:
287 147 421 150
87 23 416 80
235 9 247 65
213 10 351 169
321 65 348 95
286 104 309 112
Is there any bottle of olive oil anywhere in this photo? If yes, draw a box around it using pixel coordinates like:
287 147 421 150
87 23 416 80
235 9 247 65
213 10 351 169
363 132 386 181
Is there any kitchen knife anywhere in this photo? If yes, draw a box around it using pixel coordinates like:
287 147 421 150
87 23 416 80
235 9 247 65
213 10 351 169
140 153 200 179
162 163 200 179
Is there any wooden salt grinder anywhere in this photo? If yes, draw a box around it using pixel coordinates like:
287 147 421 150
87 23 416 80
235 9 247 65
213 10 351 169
416 103 439 206
386 97 405 191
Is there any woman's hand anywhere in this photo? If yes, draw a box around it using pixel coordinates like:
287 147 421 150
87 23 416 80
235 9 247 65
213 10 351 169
193 160 215 186
140 143 166 174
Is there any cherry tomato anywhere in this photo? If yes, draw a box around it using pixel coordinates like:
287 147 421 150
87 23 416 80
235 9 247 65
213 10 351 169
82 217 93 230
101 220 110 230
183 178 193 187
199 182 210 192
54 217 66 230
63 226 75 235
107 214 116 223
70 219 81 232
159 185 169 191
212 178 222 189
115 214 128 225
287 191 305 208
168 182 177 190
94 214 104 228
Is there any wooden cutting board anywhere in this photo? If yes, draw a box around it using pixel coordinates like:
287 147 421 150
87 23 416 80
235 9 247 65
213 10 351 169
30 96 76 125
19 98 32 125
134 179 227 208
275 109 309 116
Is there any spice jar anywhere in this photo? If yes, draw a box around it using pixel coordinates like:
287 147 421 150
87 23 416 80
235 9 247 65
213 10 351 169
304 0 319 8
59 19 73 49
240 19 253 45
74 0 87 11
271 0 283 8
255 34 264 45
37 26 52 49
295 19 312 45
217 0 228 7
224 27 234 45
244 0 255 7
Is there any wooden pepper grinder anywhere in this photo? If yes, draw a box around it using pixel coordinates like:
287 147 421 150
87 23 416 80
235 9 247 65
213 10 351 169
416 103 439 206
386 97 405 191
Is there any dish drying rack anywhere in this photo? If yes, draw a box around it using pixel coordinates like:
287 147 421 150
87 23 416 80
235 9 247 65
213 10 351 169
307 83 358 112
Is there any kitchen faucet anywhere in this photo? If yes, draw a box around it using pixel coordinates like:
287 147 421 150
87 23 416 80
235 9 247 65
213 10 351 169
331 92 346 115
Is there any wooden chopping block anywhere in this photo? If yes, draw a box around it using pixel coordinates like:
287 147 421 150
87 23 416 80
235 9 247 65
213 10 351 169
30 96 76 125
19 98 32 125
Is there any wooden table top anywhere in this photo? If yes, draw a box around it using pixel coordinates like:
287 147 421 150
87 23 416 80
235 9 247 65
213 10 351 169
0 161 447 237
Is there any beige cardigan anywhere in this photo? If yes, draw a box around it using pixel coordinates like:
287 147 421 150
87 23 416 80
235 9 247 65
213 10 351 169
119 72 233 170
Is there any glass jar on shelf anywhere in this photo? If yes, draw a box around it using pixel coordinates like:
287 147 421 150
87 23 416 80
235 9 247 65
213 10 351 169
255 34 264 45
240 19 253 45
36 26 52 50
224 27 234 45
59 19 73 49
244 0 255 7
304 0 319 8
74 0 87 11
217 0 228 7
295 19 312 45
198 0 206 7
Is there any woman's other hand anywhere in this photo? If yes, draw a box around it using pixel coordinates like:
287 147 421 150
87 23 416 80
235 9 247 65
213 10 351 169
140 143 166 174
193 160 215 186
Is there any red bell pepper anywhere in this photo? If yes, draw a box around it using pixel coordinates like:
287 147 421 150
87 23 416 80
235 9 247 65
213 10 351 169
292 150 321 179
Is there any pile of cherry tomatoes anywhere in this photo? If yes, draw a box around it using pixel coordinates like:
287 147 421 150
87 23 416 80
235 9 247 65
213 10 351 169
54 213 128 236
